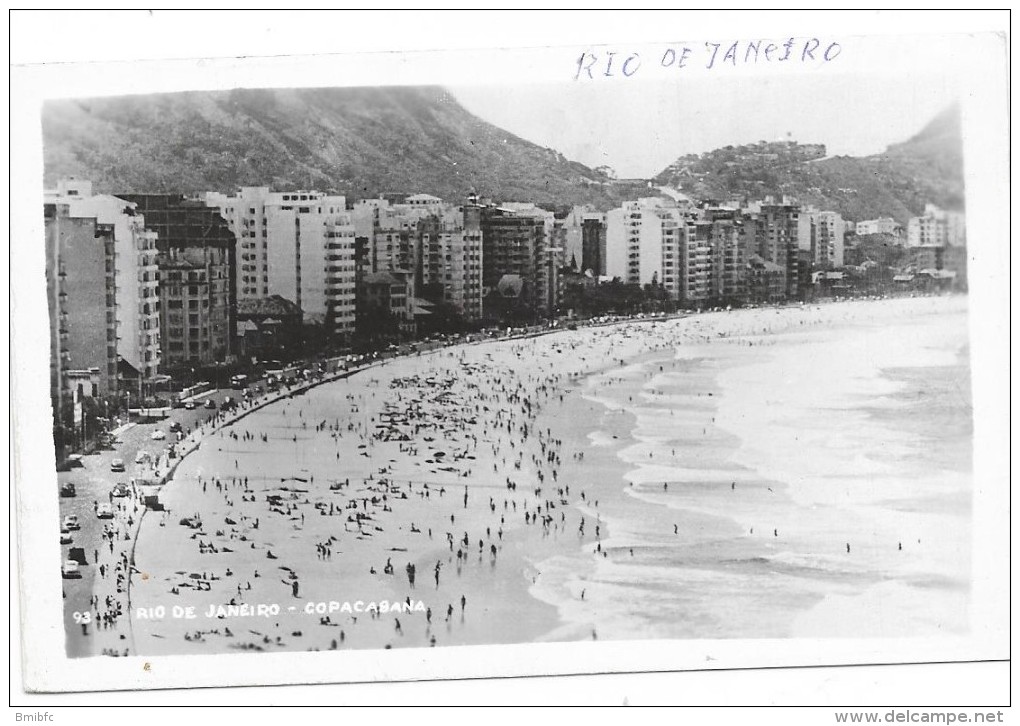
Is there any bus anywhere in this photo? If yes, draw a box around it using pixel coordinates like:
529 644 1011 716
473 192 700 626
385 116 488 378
178 381 213 401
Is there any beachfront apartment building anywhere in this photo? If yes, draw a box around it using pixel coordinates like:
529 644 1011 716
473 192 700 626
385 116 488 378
205 187 271 301
44 179 162 389
205 188 358 343
352 199 431 334
263 192 356 340
682 220 714 304
416 206 484 322
606 197 687 302
479 204 557 320
906 204 966 248
689 206 746 303
352 196 492 327
498 203 561 318
353 199 432 276
120 195 236 370
44 203 119 418
743 200 801 299
800 207 846 269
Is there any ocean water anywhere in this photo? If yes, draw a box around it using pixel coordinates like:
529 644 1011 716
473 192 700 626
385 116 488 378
532 306 972 641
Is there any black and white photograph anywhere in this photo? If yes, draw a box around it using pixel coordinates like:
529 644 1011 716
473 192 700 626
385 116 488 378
9 10 1011 707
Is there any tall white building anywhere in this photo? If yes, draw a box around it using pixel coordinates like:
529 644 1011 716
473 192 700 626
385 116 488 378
354 198 487 322
45 178 162 384
206 188 356 339
205 187 271 300
907 204 966 248
606 197 686 300
353 200 433 275
800 207 846 268
418 205 484 322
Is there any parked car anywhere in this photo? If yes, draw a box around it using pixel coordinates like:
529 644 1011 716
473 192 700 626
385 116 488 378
96 503 114 519
59 483 76 498
62 515 80 531
151 430 166 441
60 530 73 545
203 399 217 410
111 483 130 498
61 560 81 579
110 459 125 473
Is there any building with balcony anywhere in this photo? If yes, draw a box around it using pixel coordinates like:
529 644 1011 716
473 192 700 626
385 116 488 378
119 195 236 369
743 200 802 299
479 205 553 320
45 179 162 390
697 207 748 303
205 188 357 343
205 187 271 301
606 197 688 302
44 203 118 457
800 207 846 269
416 205 484 322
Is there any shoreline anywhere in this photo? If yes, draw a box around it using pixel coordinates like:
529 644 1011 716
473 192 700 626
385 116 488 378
528 296 971 642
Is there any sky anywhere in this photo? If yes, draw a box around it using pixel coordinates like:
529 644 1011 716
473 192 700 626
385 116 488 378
451 73 963 179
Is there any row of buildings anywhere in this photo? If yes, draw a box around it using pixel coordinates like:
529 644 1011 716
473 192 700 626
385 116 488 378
45 176 967 455
851 204 967 248
599 196 843 305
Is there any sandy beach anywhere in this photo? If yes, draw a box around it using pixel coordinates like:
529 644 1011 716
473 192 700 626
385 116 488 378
83 295 971 656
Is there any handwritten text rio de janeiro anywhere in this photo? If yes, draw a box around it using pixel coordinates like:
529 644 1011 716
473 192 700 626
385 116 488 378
573 38 842 80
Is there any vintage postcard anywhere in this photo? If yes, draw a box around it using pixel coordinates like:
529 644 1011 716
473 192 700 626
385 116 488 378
10 11 1010 698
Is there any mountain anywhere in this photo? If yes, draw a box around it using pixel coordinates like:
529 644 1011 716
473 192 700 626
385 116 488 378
43 86 646 208
43 88 963 222
653 105 964 223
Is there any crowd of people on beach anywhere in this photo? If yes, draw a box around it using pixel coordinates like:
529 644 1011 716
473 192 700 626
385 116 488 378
74 297 961 655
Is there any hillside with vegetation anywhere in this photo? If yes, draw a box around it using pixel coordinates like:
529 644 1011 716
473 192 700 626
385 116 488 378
43 86 649 207
654 105 963 223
